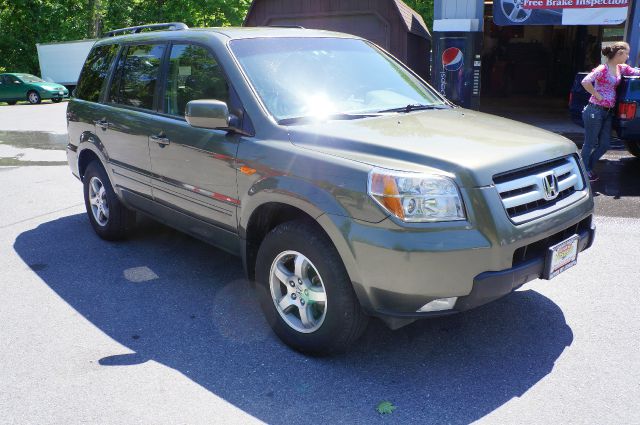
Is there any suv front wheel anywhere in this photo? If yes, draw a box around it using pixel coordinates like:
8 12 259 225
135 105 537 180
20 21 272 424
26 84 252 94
83 160 135 240
255 220 368 355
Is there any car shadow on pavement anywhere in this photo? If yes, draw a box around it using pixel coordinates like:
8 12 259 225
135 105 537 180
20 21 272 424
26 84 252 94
14 214 574 424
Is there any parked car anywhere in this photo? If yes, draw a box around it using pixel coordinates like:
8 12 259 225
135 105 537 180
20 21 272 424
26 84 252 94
67 23 595 355
0 73 69 104
569 71 640 158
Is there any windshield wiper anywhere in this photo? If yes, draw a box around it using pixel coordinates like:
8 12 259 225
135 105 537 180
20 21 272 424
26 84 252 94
278 112 381 125
377 104 447 113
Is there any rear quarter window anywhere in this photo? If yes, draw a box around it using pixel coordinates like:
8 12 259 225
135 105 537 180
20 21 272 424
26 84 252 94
76 44 119 102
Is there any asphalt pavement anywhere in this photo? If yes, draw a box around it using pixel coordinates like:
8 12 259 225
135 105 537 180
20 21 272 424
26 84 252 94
1 102 639 424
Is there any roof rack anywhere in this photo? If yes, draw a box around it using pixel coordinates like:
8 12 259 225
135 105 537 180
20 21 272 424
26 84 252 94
106 22 189 37
267 25 305 29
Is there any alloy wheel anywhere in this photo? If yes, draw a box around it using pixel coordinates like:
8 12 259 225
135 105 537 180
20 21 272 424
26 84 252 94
28 92 40 104
88 176 110 226
269 250 327 333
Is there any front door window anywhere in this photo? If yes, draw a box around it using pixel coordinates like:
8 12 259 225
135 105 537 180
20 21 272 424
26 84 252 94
163 44 229 116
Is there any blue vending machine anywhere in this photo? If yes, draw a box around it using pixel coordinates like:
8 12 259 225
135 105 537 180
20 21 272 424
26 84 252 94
431 31 483 110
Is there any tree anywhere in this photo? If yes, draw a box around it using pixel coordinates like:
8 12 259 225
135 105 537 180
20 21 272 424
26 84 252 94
0 0 432 76
0 0 252 74
403 0 434 31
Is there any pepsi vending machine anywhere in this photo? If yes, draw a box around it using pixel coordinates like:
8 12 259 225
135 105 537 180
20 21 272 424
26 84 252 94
431 32 482 110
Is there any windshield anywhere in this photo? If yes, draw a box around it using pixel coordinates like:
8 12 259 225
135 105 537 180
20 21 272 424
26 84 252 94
18 74 45 83
229 38 447 122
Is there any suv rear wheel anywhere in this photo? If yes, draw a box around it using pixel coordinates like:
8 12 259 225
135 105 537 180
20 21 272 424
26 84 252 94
83 160 135 240
255 220 368 355
625 140 640 158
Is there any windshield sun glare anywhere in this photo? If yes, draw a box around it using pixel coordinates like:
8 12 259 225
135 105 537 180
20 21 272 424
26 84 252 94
230 38 445 122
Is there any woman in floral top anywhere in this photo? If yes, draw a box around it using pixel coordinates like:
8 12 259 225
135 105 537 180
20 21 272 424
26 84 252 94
581 41 640 182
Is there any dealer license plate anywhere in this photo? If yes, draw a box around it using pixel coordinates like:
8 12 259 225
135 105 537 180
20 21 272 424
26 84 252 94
544 234 579 280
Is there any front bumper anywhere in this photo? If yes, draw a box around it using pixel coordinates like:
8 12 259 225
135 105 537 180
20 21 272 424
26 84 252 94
319 185 595 327
41 90 69 100
454 220 594 312
368 215 595 328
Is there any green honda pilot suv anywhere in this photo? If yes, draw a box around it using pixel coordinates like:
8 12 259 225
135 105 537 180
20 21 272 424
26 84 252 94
67 23 595 355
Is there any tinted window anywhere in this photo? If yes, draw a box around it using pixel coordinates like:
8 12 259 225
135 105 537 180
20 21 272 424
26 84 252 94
18 74 44 83
164 44 228 116
76 44 118 102
109 44 165 110
3 75 20 84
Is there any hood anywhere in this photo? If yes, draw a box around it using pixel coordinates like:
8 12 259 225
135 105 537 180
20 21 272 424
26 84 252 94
287 108 578 187
38 83 66 91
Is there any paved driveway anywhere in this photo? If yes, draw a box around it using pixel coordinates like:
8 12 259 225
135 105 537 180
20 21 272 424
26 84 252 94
1 102 639 424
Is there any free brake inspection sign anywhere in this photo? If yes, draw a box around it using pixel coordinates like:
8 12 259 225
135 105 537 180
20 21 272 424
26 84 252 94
493 0 629 26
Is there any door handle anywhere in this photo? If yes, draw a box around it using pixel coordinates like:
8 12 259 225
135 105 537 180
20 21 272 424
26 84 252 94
94 119 111 130
150 134 170 147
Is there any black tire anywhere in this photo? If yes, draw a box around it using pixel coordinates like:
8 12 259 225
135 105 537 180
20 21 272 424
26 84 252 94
7 100 17 105
27 90 41 104
255 220 368 355
83 160 135 240
52 98 62 103
624 140 640 158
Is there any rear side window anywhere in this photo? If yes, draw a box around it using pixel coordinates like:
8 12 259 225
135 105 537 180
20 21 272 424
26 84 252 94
164 44 228 116
76 44 118 102
108 44 166 110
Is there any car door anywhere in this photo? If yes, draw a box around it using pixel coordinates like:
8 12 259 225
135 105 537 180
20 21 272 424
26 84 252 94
149 43 241 236
2 75 25 100
97 43 167 200
0 75 9 100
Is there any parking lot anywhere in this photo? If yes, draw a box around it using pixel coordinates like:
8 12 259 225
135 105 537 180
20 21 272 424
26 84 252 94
1 102 639 424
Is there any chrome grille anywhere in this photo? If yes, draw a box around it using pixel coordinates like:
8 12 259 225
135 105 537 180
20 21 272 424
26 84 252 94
494 156 587 224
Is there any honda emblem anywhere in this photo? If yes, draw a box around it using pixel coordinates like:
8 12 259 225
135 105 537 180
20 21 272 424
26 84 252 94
541 172 559 201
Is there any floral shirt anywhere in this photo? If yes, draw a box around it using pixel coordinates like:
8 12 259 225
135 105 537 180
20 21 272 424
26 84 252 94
582 64 640 108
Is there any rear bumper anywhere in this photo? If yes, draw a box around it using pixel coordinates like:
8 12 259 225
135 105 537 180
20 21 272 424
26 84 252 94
66 144 80 180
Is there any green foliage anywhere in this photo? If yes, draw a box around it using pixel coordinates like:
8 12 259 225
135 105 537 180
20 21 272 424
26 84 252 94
403 0 435 31
376 400 397 415
0 0 252 74
0 0 432 75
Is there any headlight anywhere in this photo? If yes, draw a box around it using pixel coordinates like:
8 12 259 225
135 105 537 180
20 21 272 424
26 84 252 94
368 167 466 222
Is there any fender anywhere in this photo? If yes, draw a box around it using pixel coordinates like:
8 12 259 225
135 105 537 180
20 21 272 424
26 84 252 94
77 131 111 176
238 174 368 300
75 131 127 200
238 174 352 238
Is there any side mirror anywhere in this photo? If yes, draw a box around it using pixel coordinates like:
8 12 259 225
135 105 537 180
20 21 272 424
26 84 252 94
14 80 22 85
185 100 229 129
